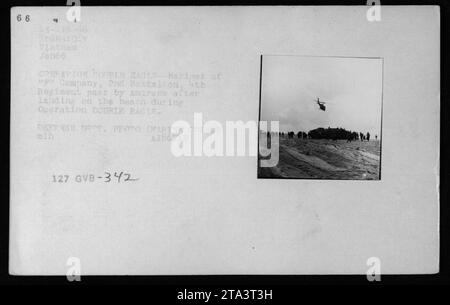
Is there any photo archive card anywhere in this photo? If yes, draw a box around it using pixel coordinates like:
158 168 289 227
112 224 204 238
10 6 439 275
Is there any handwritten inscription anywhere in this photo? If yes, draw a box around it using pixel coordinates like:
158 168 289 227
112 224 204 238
52 171 139 183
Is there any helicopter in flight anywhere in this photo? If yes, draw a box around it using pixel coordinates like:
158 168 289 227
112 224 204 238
315 98 327 111
314 97 335 111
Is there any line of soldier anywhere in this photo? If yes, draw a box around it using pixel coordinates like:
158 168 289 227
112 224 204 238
275 131 378 142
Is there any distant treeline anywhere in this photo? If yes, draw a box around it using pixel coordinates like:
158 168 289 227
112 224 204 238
275 127 376 141
309 127 359 140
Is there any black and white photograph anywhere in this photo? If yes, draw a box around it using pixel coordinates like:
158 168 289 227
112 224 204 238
258 55 383 180
1 1 446 291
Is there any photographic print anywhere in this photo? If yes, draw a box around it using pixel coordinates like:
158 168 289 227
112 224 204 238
258 55 383 180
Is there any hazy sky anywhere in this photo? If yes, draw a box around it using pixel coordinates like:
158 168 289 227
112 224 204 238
260 56 383 137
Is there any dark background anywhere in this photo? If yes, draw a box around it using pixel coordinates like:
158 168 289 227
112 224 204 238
0 0 448 292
